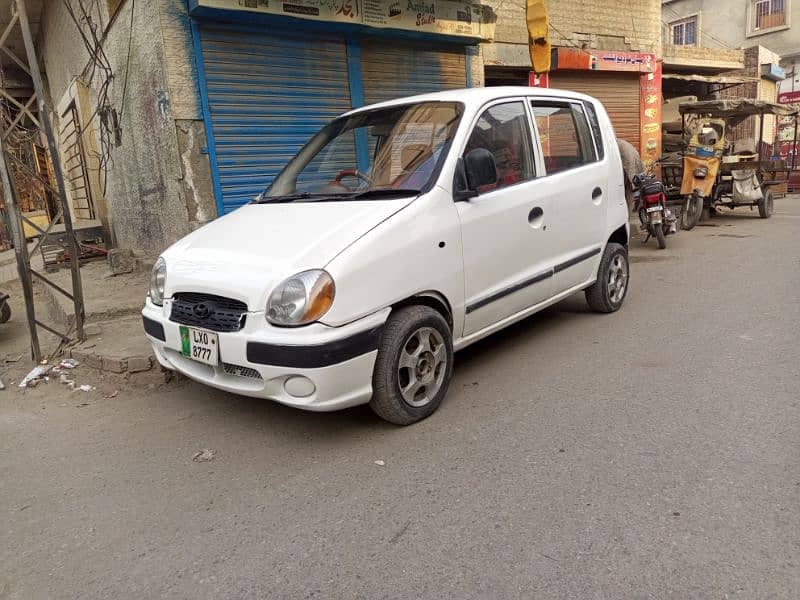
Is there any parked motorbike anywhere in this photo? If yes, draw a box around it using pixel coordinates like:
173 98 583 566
0 291 10 324
633 171 677 250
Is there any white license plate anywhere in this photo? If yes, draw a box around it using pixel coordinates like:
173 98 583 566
180 326 219 366
646 206 663 213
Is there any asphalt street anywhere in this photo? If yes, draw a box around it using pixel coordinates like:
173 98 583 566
2 198 799 599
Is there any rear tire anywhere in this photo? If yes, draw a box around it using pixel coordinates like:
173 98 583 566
758 189 773 218
0 302 9 323
585 243 629 314
654 224 666 249
682 192 702 230
370 305 453 425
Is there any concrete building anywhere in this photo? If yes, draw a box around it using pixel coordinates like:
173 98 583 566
661 0 795 98
662 0 798 60
38 0 215 253
660 0 796 161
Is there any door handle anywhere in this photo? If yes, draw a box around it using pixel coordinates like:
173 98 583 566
528 206 544 223
592 187 602 199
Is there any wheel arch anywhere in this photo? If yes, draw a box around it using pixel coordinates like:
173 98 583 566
392 291 454 331
607 224 628 249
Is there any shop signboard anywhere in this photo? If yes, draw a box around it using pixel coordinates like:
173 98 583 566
778 90 800 105
639 58 661 170
199 0 483 37
552 48 655 73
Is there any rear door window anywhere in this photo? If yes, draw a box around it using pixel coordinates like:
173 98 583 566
531 100 598 175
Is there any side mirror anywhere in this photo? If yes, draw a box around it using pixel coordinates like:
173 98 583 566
464 148 498 191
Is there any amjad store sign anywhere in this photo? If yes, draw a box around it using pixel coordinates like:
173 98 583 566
198 0 493 38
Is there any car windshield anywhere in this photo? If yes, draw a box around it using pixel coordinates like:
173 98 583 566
263 101 463 201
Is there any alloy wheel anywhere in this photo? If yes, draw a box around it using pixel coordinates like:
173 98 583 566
607 254 628 304
397 327 448 407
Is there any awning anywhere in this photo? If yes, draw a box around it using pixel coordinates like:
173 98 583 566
679 99 800 118
663 73 759 85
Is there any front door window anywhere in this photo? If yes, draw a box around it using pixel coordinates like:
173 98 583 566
463 101 536 193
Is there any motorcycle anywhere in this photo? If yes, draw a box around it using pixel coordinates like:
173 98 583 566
633 171 677 250
0 291 10 324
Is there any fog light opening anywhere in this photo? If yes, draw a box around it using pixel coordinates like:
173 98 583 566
284 376 316 398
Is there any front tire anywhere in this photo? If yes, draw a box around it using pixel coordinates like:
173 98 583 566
370 305 453 425
0 302 9 323
758 189 773 218
682 192 702 230
585 243 629 313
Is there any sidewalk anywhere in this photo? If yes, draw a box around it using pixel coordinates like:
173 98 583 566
31 260 155 376
0 242 44 284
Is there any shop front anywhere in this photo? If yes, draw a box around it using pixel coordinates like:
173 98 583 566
540 48 663 169
189 0 488 214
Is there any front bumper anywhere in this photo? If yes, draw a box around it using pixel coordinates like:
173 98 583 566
142 299 389 411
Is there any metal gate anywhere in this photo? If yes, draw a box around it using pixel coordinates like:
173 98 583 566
360 39 468 106
549 71 641 151
197 25 352 213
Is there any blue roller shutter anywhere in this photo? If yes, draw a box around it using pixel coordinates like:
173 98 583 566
198 25 352 213
360 39 468 106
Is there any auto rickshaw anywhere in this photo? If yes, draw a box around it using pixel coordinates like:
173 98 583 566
677 99 799 223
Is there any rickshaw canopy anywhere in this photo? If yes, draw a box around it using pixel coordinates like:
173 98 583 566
679 98 799 118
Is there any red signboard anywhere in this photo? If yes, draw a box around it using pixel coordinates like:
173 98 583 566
528 72 549 87
552 48 655 73
778 90 800 104
639 60 662 170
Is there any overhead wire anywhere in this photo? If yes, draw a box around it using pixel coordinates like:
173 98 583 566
60 0 136 195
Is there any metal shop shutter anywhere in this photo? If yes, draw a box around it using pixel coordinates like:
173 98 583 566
199 25 352 213
360 40 468 106
549 71 641 151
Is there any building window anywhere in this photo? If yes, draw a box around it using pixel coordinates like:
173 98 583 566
751 0 787 32
670 17 698 46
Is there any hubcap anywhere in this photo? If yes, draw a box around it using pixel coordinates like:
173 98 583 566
607 254 628 304
397 327 447 407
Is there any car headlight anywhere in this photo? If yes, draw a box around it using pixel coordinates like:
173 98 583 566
694 166 708 178
267 269 335 327
149 257 166 306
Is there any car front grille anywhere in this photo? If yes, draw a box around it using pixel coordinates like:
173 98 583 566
170 292 248 333
222 362 263 380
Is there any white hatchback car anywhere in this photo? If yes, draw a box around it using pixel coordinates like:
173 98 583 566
143 87 630 424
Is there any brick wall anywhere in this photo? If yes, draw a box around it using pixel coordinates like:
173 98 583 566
485 0 662 56
719 46 781 148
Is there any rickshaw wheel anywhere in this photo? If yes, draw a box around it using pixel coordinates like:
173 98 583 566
681 192 703 230
758 190 773 219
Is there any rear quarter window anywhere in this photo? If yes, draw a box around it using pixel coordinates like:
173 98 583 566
583 102 605 160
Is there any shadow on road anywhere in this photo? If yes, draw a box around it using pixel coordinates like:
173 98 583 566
169 293 595 435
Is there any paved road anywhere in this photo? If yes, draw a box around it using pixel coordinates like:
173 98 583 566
2 198 799 599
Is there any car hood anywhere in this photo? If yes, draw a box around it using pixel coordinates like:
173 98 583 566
161 199 414 309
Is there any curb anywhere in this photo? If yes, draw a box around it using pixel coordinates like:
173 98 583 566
69 347 156 375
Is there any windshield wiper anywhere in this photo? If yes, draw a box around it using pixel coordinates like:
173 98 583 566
348 188 421 200
252 191 315 204
252 188 421 204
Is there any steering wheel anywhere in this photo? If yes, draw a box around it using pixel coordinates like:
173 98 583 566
332 169 372 190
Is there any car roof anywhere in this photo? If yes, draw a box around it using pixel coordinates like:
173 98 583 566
344 86 599 116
